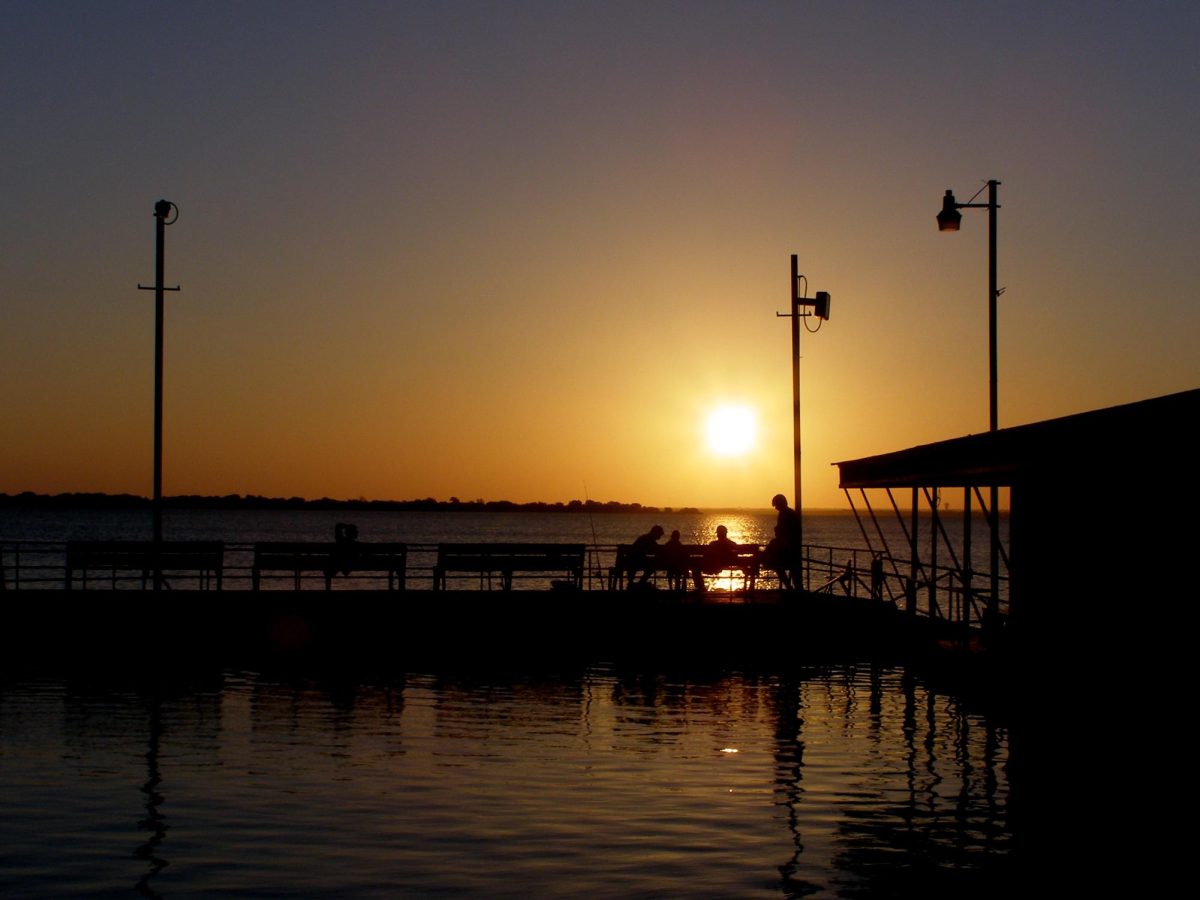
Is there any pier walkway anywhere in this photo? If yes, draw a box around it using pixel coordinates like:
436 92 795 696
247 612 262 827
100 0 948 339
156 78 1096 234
1 537 1006 651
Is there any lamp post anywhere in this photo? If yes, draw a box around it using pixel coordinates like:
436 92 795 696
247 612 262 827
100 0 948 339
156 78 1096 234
937 180 1001 625
777 254 831 555
937 179 1000 432
138 200 180 589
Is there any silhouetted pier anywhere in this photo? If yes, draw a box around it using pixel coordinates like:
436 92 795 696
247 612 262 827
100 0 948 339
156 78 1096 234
1 536 1001 689
7 390 1194 680
1 536 990 629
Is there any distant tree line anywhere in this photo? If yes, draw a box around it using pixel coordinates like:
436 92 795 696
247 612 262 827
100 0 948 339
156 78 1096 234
0 492 700 515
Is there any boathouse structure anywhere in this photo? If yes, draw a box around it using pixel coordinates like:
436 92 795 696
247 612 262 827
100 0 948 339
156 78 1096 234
833 387 1198 652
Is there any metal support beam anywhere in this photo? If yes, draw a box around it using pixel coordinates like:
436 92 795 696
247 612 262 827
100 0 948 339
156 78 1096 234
962 487 972 628
909 487 919 615
928 488 939 619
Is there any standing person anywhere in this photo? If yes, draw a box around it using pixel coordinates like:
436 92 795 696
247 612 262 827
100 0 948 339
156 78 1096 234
333 522 360 576
766 493 802 589
625 525 665 588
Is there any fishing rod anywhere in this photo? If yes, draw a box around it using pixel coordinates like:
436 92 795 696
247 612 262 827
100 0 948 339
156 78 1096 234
583 482 603 587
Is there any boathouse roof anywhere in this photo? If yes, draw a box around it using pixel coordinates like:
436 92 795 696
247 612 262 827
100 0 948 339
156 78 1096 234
834 387 1198 488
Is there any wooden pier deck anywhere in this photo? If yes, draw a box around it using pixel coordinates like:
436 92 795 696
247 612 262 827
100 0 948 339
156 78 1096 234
1 588 1002 685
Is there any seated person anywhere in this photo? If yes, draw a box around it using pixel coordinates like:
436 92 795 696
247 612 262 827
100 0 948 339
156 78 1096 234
694 524 738 591
625 525 665 588
660 529 688 591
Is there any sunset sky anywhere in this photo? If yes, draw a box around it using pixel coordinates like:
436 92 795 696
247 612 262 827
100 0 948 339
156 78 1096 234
3 1 1198 509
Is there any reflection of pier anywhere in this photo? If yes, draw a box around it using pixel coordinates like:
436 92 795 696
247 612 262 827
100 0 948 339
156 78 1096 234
134 695 168 899
0 659 1012 896
771 665 1012 896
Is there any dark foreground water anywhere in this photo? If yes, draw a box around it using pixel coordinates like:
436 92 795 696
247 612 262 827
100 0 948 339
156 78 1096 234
0 663 1012 899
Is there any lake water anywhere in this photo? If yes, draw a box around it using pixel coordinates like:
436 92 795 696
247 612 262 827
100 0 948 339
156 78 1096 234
0 507 1017 896
0 663 1012 898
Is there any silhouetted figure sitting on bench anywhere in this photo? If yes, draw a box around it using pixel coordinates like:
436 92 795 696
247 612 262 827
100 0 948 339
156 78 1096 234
694 524 739 591
626 525 664 588
334 522 359 576
661 529 688 591
764 493 803 589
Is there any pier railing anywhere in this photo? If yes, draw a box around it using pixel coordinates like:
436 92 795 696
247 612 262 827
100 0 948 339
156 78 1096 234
796 543 1008 633
2 539 1005 631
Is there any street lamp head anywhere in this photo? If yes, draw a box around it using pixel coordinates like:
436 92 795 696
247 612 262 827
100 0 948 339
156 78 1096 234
154 199 179 225
936 189 962 232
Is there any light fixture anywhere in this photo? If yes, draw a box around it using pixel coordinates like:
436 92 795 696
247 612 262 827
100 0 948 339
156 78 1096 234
936 189 962 232
935 180 999 431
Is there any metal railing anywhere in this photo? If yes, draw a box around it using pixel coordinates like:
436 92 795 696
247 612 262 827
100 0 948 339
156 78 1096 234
1 541 780 593
2 539 1007 629
797 542 1009 631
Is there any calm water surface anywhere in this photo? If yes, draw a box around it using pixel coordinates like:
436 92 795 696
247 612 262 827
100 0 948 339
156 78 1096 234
0 507 1007 549
0 664 1010 898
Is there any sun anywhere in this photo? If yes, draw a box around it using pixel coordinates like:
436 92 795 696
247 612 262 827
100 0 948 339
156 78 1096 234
705 405 757 456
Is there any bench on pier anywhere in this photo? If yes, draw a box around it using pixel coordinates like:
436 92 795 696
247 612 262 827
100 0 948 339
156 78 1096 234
608 544 762 592
65 540 225 590
433 543 586 590
251 542 407 590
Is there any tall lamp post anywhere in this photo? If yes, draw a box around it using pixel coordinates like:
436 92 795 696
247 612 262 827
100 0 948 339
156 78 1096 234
936 180 1000 432
777 254 831 555
138 200 180 589
937 180 1001 623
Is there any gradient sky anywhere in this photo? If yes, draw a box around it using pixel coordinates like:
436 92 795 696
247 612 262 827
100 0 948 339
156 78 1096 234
3 1 1198 508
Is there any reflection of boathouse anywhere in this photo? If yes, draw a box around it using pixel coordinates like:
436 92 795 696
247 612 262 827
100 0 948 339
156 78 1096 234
834 387 1198 647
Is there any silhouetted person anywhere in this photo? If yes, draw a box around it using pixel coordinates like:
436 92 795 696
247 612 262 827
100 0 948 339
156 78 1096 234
765 493 802 589
334 522 359 576
695 524 739 591
626 524 664 588
870 555 884 601
661 529 688 591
